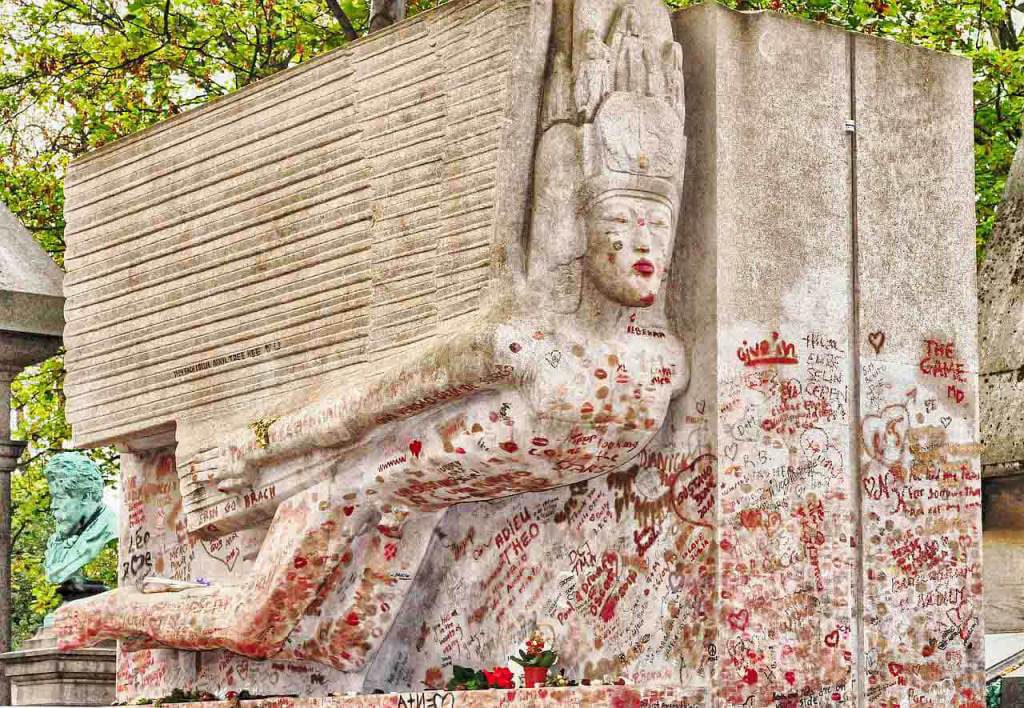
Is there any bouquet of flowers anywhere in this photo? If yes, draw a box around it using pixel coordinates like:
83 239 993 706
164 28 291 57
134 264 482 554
511 631 558 688
447 665 515 690
510 632 558 669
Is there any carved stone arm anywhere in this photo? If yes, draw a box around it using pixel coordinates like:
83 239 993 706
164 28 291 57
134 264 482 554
221 320 514 480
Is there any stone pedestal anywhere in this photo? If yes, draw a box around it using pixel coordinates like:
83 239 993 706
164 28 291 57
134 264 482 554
0 628 115 706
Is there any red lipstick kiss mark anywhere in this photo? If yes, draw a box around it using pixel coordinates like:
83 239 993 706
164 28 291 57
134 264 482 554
531 437 549 447
409 440 423 458
499 441 518 453
345 612 360 626
599 595 618 622
640 294 655 306
726 608 749 632
594 368 608 379
580 402 594 416
632 259 655 276
293 556 308 569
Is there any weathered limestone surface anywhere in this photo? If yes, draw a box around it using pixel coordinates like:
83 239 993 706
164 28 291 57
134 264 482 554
57 1 981 705
979 139 1024 478
978 139 1024 635
853 28 981 706
62 0 546 457
0 205 64 338
983 476 1024 632
671 7 980 705
0 631 115 707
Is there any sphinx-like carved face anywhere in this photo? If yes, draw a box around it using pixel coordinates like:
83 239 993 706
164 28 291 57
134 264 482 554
584 192 673 307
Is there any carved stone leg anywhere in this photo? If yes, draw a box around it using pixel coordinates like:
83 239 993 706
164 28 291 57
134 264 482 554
55 479 367 657
281 507 444 671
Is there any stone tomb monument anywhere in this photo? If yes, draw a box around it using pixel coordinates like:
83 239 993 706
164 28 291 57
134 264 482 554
55 0 982 704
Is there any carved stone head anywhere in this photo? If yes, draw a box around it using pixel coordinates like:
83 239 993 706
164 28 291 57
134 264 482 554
527 0 686 314
583 189 674 307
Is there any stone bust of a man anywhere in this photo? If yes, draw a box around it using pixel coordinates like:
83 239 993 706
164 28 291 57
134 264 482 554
43 452 117 586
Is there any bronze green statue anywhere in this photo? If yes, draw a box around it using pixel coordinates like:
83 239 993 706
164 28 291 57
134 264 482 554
43 452 117 601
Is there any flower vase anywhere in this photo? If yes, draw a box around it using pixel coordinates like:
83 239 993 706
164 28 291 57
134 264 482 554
523 666 548 688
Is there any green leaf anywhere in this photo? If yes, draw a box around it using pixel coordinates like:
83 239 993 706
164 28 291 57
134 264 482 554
537 650 558 668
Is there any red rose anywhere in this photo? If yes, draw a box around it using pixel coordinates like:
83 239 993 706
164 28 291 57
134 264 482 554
485 666 514 689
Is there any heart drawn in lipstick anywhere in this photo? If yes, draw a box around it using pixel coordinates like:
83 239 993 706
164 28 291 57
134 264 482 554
632 259 655 276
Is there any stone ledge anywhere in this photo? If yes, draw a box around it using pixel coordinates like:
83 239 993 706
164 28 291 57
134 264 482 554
172 686 706 707
0 641 115 706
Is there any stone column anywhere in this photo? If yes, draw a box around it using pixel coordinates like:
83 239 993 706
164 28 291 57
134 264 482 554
0 365 26 705
0 362 41 705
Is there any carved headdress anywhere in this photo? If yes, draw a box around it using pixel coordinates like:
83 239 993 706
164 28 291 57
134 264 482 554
528 0 686 311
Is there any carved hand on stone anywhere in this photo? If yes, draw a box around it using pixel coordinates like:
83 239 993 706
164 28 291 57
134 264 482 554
199 415 356 493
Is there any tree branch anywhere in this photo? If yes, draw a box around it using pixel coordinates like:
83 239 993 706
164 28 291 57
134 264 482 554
162 0 172 41
325 0 359 40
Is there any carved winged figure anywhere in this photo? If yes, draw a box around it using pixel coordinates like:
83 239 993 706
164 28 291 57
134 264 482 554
57 0 690 673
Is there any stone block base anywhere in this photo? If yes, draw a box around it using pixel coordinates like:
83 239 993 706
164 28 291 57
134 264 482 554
177 686 706 707
0 629 115 706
